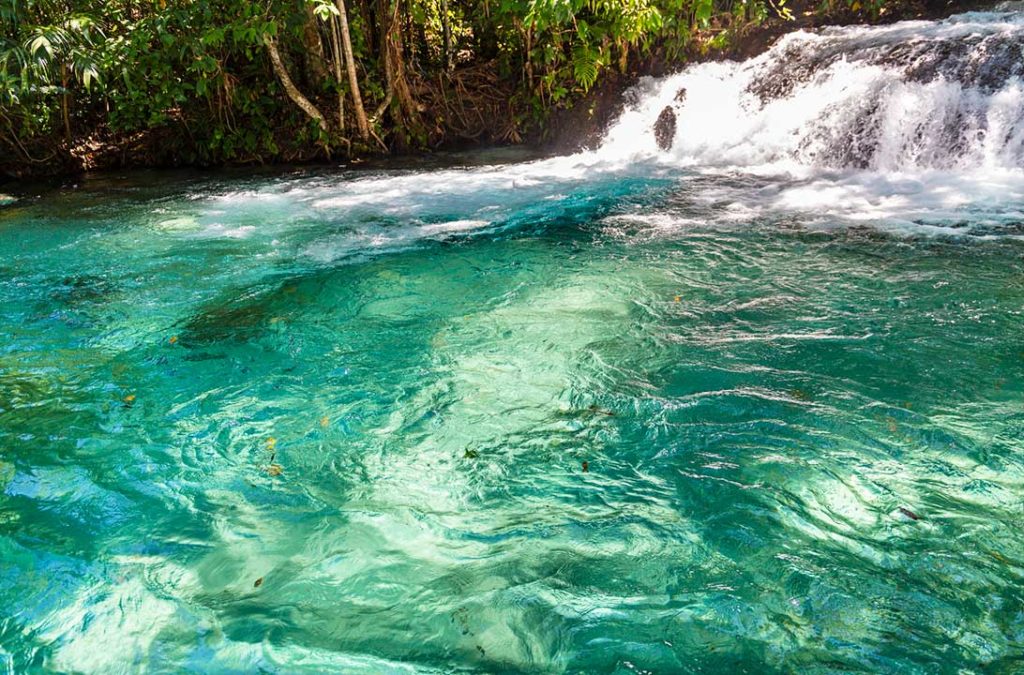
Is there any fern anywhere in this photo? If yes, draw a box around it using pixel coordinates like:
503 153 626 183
571 44 601 90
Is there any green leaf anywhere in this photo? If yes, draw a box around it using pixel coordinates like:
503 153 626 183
572 44 602 90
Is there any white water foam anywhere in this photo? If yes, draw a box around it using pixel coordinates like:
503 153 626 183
597 9 1024 172
182 9 1024 243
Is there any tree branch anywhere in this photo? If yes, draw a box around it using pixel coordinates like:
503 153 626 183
263 34 329 132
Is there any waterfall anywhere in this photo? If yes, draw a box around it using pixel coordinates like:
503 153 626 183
178 7 1024 248
597 8 1024 171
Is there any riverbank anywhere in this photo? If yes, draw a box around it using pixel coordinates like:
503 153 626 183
0 0 986 185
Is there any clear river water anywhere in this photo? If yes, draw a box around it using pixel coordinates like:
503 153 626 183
2 8 1024 674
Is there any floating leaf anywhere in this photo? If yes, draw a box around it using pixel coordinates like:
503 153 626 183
673 296 681 303
266 437 276 450
267 464 283 477
254 577 264 588
169 336 178 344
582 461 589 473
897 507 921 521
989 550 1011 565
320 416 330 428
463 449 479 459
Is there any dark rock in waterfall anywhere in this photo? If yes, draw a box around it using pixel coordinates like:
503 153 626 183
654 106 677 151
674 88 687 103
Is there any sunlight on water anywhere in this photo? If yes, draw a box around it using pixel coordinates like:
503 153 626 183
3 8 1024 673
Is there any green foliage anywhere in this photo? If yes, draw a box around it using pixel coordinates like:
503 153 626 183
0 0 902 169
309 0 340 20
572 44 603 90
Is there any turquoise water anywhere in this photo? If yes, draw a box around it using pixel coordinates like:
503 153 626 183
1 153 1024 673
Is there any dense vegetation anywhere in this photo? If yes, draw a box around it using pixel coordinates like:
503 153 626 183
1 0 909 176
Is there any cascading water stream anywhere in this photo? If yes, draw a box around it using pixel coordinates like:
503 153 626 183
599 7 1024 171
2 8 1024 674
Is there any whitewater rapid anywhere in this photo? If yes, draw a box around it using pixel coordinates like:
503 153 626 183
600 7 1024 171
173 6 1024 253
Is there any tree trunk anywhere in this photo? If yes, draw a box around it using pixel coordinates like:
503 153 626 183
356 0 376 56
335 0 370 140
263 34 329 132
404 0 417 69
328 15 346 130
440 0 452 71
380 0 420 132
302 2 331 88
61 64 71 143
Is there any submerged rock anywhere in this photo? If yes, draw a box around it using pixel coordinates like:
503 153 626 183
654 106 677 151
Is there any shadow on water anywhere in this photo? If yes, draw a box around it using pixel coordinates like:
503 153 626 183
174 173 672 351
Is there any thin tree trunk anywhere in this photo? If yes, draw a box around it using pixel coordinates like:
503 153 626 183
440 0 452 71
302 2 331 87
61 65 71 143
404 0 416 69
523 24 534 90
328 15 346 130
263 34 329 132
356 0 376 55
335 0 370 140
381 0 419 130
416 21 429 69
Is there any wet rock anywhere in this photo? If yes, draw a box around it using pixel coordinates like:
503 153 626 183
654 106 677 152
674 88 687 103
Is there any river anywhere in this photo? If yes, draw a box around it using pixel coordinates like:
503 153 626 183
1 8 1023 672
